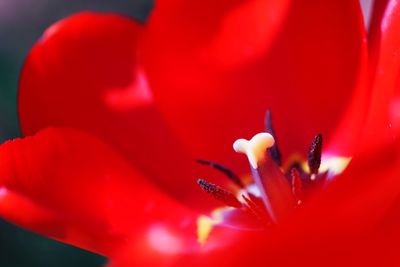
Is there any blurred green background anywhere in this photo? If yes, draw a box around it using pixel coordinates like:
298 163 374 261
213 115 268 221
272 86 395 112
0 1 151 266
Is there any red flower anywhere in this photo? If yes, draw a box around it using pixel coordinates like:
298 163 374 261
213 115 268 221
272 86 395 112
1 0 400 266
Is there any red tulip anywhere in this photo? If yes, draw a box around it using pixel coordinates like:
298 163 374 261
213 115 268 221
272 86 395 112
1 0 400 266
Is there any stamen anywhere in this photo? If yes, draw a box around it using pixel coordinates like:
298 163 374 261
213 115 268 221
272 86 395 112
290 168 303 204
287 161 307 179
308 133 322 177
242 194 271 226
247 192 266 209
197 179 243 208
194 111 347 236
196 159 244 188
265 109 282 166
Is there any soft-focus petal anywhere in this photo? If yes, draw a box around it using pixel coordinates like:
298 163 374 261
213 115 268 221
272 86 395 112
358 0 400 153
324 48 368 156
107 226 255 267
0 187 121 256
152 0 292 68
18 12 206 208
241 141 400 266
368 0 390 45
331 0 400 156
143 0 366 172
329 1 400 155
0 188 65 239
267 141 400 265
0 127 201 256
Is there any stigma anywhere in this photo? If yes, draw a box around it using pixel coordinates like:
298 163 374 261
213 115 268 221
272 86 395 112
233 132 275 169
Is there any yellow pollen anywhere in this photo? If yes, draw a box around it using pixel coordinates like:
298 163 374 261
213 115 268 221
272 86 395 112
320 156 352 176
196 208 225 246
197 216 215 246
301 156 351 177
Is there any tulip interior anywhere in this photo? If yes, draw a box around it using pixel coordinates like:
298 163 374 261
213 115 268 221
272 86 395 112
195 110 348 245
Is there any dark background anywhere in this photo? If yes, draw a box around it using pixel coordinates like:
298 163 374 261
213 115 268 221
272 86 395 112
0 1 151 266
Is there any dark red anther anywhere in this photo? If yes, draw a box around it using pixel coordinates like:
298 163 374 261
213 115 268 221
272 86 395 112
290 168 303 202
287 161 306 177
197 179 243 208
196 159 244 188
265 109 282 166
307 133 322 175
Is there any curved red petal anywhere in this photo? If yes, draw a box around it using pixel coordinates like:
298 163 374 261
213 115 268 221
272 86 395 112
0 188 119 255
0 188 64 237
368 0 390 45
107 225 254 267
0 127 200 256
153 0 291 68
266 141 400 265
331 0 400 156
329 0 400 161
143 0 366 171
324 47 369 156
358 0 400 153
18 12 207 208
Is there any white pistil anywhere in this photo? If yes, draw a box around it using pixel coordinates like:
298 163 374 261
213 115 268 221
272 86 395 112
233 132 275 169
233 132 295 223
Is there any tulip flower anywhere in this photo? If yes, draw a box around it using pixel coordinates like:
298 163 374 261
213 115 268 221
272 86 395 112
0 0 399 266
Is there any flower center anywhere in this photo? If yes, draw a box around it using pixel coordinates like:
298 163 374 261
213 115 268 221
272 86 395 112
196 110 339 244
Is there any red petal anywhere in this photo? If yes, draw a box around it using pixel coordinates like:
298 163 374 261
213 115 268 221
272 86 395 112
18 12 207 208
153 0 292 68
142 0 366 171
0 188 64 238
268 142 400 265
368 0 390 45
359 0 400 153
324 50 369 156
0 188 120 255
330 0 400 156
0 127 199 256
107 226 253 267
